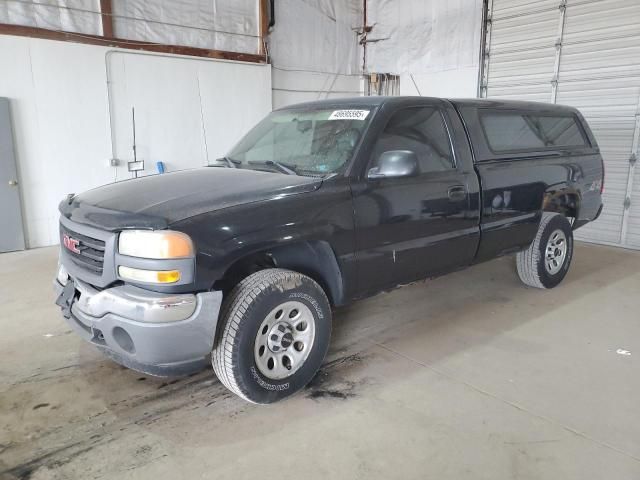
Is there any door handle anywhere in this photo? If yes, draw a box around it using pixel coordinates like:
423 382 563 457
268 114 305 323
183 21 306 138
447 185 466 202
8 180 18 187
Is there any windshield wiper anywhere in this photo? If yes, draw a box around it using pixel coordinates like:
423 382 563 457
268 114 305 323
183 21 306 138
247 160 297 175
213 156 240 168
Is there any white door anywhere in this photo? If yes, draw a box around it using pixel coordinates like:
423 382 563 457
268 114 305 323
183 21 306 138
482 0 640 248
0 98 26 252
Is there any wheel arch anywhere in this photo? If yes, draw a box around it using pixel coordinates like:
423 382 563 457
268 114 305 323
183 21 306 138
213 240 345 307
542 187 580 221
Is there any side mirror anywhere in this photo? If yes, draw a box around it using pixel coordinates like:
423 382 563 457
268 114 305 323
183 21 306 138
368 150 419 179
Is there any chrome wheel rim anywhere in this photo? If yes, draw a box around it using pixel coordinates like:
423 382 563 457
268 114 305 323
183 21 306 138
254 301 316 380
545 229 567 275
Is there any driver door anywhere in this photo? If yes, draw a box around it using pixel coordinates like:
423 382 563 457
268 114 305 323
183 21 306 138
352 103 480 296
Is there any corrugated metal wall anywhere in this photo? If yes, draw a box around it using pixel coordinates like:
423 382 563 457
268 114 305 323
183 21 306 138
481 0 640 248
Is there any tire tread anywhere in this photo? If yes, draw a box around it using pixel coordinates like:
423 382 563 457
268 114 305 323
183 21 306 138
516 212 563 289
212 268 328 403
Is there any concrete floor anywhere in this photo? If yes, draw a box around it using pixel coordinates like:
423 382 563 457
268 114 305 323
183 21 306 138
0 243 639 480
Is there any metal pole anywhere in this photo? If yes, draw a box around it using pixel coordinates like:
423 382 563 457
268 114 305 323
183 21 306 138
551 0 567 103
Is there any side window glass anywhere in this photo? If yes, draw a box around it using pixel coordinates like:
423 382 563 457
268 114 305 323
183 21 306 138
372 107 454 174
481 111 588 152
535 116 585 147
481 114 545 151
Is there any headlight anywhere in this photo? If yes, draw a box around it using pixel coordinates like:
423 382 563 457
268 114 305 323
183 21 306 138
118 266 181 284
118 230 194 259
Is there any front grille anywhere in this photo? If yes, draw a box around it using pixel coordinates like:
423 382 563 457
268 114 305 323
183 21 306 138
60 225 105 274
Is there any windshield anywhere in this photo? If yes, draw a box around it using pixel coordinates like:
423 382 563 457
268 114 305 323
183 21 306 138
225 107 374 175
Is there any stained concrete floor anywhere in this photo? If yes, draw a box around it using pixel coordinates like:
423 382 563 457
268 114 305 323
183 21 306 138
0 243 639 479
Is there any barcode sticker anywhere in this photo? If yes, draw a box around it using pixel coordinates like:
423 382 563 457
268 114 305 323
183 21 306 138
328 110 370 121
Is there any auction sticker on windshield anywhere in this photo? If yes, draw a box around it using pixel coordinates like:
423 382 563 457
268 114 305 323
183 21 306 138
328 110 370 121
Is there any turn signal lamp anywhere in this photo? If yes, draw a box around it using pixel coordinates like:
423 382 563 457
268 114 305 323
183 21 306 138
118 266 181 284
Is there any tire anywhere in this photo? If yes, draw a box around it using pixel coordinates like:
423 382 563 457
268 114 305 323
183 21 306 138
212 268 331 404
516 212 574 289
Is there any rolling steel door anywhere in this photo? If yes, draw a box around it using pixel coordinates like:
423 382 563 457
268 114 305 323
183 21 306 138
481 0 640 248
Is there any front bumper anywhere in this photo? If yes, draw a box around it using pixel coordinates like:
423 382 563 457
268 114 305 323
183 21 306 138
54 276 222 376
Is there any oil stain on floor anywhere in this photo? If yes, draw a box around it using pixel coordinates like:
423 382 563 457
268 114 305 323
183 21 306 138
0 348 370 480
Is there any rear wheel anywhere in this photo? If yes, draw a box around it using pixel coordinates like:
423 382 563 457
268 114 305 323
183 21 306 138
212 268 331 404
516 212 574 289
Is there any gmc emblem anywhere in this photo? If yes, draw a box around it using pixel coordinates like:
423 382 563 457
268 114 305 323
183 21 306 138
63 234 81 254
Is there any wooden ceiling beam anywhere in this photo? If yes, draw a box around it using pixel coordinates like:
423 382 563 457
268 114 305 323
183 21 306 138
259 0 269 57
99 0 114 39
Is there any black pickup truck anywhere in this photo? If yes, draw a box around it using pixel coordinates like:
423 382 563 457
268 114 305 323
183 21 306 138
55 97 604 403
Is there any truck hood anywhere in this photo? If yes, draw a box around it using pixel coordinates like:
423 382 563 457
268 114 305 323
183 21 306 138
60 167 323 231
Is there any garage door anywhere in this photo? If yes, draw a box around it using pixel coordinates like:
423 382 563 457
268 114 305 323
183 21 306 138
480 0 640 248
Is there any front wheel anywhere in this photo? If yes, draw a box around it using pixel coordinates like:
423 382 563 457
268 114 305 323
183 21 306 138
516 212 574 289
212 269 331 404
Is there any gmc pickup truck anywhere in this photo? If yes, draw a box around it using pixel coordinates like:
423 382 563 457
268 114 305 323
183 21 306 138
55 97 604 404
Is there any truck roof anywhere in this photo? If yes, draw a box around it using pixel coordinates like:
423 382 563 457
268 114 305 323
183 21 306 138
276 96 579 114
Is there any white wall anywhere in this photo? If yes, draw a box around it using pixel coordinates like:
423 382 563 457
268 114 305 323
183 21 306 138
366 0 483 98
112 0 261 54
267 0 483 105
0 35 271 248
0 0 102 35
106 51 271 180
268 0 363 108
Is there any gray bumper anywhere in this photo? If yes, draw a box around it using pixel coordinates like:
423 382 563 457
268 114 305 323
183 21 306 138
54 278 222 377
